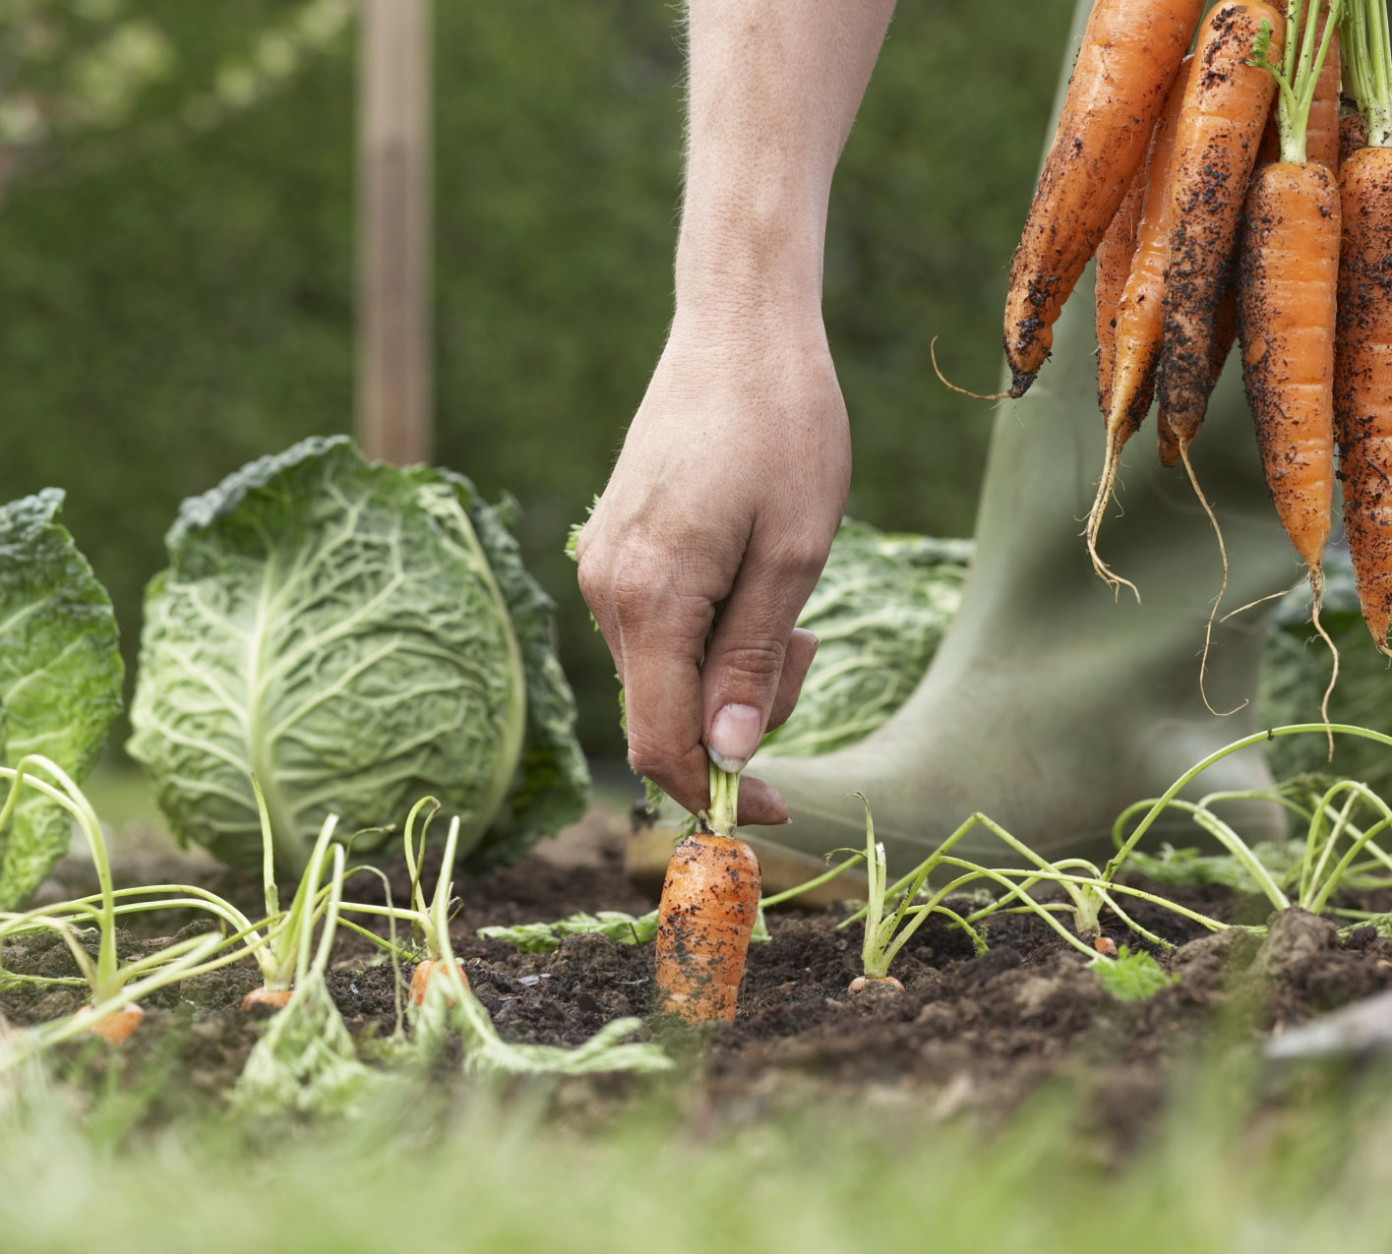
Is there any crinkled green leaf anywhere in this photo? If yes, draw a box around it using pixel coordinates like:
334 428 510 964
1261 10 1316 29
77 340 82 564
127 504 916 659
0 489 123 909
1091 946 1177 1004
232 971 395 1118
750 519 970 759
129 437 585 874
478 909 658 954
427 471 589 872
1259 550 1392 791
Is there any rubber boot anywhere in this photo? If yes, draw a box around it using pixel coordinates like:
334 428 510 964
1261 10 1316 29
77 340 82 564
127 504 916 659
727 0 1303 881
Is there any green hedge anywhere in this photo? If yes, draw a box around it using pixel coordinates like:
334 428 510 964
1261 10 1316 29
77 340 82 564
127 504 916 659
0 0 1069 755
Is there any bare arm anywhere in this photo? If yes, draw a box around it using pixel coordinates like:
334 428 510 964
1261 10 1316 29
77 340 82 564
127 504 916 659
576 0 896 821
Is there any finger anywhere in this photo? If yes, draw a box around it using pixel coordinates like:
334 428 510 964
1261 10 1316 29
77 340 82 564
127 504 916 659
575 535 627 685
767 629 819 731
611 563 718 815
736 774 788 826
702 536 826 772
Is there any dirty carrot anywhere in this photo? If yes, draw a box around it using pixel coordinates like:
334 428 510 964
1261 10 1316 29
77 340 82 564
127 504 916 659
1335 0 1392 649
1095 169 1148 418
1157 2 1285 461
409 957 470 1006
1086 60 1191 590
654 763 762 1023
1002 0 1204 397
1240 0 1344 729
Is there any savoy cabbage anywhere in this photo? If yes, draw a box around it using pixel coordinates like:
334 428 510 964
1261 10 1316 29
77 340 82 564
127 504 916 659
0 489 123 908
128 437 587 874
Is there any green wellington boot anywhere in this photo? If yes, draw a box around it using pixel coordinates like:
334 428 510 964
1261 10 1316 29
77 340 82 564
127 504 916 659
731 0 1305 883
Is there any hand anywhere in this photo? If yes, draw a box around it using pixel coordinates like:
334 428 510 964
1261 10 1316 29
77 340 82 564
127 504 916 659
576 305 850 823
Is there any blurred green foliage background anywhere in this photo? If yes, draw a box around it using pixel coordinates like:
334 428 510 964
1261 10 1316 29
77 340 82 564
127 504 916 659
0 0 1071 757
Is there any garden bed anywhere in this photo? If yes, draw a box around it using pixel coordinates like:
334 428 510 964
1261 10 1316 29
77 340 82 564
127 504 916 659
4 803 1391 1146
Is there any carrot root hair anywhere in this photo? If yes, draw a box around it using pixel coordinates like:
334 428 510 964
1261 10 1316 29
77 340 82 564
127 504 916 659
1308 564 1339 761
930 338 1012 402
1179 442 1246 718
1084 435 1140 602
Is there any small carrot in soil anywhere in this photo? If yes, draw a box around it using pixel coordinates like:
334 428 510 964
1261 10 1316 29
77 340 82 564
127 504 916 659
1157 2 1285 461
654 765 761 1023
848 975 905 995
1095 169 1148 418
77 1003 144 1046
241 986 293 1013
409 957 470 1006
1002 0 1204 397
1086 60 1191 588
1334 0 1392 650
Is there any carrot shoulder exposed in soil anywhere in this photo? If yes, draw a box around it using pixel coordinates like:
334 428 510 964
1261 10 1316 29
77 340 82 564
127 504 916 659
1335 145 1392 651
1002 0 1204 397
654 832 761 1024
1158 2 1284 458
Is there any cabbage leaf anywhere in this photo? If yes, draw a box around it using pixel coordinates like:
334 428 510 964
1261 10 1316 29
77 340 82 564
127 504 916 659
129 437 587 873
759 520 970 758
0 490 123 908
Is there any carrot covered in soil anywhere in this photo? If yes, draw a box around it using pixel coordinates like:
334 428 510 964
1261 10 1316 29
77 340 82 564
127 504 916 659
654 763 761 1023
1095 168 1148 418
1335 0 1392 650
1003 0 1204 397
1086 60 1191 590
409 958 470 1006
1157 1 1286 465
1239 0 1344 719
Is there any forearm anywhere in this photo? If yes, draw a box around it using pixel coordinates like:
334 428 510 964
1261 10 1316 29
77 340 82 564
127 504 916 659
676 0 896 318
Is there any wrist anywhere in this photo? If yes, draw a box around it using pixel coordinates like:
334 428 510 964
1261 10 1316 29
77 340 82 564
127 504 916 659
674 196 826 321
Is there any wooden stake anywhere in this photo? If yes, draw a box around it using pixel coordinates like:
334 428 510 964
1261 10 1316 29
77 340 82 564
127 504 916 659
357 0 431 465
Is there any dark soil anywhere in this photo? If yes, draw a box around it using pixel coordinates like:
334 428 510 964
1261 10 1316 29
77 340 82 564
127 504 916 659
7 807 1392 1144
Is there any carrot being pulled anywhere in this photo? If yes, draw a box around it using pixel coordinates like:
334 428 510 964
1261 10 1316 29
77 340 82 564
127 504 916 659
1335 0 1392 651
1157 2 1286 465
654 763 761 1023
1003 0 1204 397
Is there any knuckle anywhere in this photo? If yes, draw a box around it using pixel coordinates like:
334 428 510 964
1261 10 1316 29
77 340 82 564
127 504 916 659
715 640 787 688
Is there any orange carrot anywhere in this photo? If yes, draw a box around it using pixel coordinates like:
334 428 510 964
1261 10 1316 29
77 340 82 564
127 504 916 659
1003 0 1204 396
654 832 761 1023
1334 145 1392 652
409 957 470 1006
1157 2 1285 461
1095 170 1147 417
1306 17 1343 172
241 986 293 1013
1085 61 1190 586
1239 161 1340 599
77 1003 143 1046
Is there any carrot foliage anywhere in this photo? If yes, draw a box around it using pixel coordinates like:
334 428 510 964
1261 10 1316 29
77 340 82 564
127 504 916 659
1342 0 1392 145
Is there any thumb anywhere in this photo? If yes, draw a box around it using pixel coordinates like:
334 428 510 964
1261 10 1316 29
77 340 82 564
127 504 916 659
700 545 822 772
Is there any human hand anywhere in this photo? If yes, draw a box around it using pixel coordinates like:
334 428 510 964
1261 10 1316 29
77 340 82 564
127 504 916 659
576 306 850 823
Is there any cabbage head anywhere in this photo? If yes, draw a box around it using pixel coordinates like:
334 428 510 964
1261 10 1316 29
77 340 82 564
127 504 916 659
0 490 123 908
128 437 588 874
758 520 970 758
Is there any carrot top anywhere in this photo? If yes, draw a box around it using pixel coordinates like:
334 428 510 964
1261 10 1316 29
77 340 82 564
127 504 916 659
1342 0 1392 145
703 759 739 840
1251 0 1344 160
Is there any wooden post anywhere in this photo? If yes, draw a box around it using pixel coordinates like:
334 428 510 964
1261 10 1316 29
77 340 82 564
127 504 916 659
357 0 431 464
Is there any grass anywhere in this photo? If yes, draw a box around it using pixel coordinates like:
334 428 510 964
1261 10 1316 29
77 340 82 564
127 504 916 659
1 1048 1390 1253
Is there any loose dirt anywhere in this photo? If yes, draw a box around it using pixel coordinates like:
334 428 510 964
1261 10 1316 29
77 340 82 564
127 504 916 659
6 805 1392 1145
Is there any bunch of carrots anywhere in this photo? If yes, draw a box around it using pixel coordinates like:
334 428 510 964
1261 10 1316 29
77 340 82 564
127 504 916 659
1003 0 1392 665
